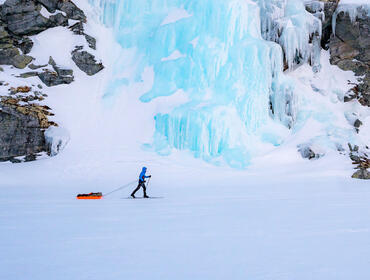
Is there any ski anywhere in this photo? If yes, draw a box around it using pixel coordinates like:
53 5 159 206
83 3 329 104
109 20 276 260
123 196 164 199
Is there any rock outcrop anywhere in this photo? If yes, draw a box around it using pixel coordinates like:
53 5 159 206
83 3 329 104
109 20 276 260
38 0 86 22
352 168 370 179
0 0 91 162
329 5 370 106
0 26 33 68
305 1 370 107
298 144 325 160
0 95 56 162
19 56 74 86
69 22 96 50
349 143 370 180
72 47 104 76
38 56 74 86
0 0 69 36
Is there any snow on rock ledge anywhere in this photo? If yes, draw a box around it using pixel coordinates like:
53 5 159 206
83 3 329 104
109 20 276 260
45 126 70 156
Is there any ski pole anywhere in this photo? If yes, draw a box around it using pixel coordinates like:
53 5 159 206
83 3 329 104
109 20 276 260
146 177 151 189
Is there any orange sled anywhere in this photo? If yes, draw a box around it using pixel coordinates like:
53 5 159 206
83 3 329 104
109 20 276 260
76 192 103 199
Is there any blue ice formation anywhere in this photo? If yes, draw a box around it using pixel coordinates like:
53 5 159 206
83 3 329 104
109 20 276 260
256 0 322 70
90 0 321 168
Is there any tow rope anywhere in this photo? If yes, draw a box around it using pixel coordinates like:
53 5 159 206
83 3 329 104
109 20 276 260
103 180 138 197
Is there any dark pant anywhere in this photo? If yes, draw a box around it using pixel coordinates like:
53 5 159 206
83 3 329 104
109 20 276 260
131 181 147 197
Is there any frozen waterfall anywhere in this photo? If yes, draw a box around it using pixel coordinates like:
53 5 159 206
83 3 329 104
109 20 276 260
89 0 323 168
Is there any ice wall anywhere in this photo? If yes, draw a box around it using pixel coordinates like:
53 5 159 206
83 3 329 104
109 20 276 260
89 0 321 167
255 0 322 70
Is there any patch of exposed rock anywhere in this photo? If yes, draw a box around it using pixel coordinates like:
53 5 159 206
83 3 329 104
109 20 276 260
0 0 69 36
37 0 86 22
305 1 369 106
0 94 56 162
329 5 370 106
0 0 102 163
72 47 104 76
0 26 33 68
19 56 74 86
298 143 325 160
352 168 370 179
349 143 370 180
69 21 96 50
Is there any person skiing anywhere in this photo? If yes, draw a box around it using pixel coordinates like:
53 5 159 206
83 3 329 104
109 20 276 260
131 167 151 198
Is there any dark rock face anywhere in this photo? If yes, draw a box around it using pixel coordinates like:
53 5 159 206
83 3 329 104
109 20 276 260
19 56 74 86
0 25 34 68
352 168 370 180
69 21 84 35
321 0 339 48
0 104 47 161
0 0 84 36
36 56 74 86
0 47 33 68
15 36 34 54
69 21 97 50
84 34 96 50
49 13 69 27
298 144 324 160
354 118 362 129
36 0 58 13
72 49 104 76
329 6 370 106
37 70 74 86
349 144 370 180
57 0 86 22
1 0 53 36
0 0 100 162
0 25 14 49
28 63 47 70
36 0 86 21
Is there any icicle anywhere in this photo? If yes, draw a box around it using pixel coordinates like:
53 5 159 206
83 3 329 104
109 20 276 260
332 3 370 36
253 0 322 71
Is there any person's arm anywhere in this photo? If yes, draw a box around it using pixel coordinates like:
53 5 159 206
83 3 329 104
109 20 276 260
145 175 151 178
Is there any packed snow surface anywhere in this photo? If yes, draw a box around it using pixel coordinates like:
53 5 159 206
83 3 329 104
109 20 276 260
1 156 370 280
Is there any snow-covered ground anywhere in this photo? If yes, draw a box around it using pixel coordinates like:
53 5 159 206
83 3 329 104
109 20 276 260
1 158 370 280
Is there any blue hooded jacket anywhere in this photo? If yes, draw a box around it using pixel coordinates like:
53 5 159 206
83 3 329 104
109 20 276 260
139 167 150 182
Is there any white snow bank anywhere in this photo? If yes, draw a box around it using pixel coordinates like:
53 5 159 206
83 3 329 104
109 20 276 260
45 126 70 156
